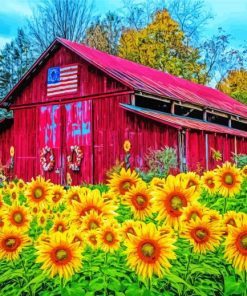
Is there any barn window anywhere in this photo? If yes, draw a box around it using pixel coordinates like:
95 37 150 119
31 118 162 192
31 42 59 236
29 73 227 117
135 95 171 113
231 120 247 132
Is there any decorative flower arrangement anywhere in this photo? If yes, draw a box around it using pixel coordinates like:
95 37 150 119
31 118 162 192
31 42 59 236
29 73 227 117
40 146 55 172
123 140 131 170
67 146 83 171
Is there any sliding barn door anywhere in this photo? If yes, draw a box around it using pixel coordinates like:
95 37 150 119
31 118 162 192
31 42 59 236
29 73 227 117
39 105 63 184
64 101 92 185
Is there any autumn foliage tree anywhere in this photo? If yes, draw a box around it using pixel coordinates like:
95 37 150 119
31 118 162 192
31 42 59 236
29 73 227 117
217 69 247 105
118 10 208 84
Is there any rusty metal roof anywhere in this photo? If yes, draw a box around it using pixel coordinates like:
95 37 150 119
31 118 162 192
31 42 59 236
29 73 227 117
2 38 247 121
120 104 247 138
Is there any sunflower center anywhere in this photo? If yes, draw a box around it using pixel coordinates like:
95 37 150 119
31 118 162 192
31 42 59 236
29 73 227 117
195 229 207 240
240 235 247 250
53 193 61 202
57 224 65 232
136 195 146 205
207 179 213 185
141 243 155 257
72 194 80 202
89 235 97 243
127 227 135 235
170 196 183 210
105 232 114 242
227 218 236 227
56 249 68 261
34 188 43 199
89 221 99 230
190 212 199 221
6 238 16 247
122 181 131 190
13 212 23 224
188 180 196 187
224 173 234 185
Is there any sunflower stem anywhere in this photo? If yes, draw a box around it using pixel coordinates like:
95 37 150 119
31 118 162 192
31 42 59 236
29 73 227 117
181 247 193 296
104 252 108 296
20 254 33 296
244 270 247 296
223 198 227 214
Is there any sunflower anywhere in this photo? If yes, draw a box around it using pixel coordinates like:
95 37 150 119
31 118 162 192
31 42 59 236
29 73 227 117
150 177 166 189
241 165 247 178
98 222 121 253
9 189 19 203
50 185 66 208
0 214 5 229
224 214 247 271
25 176 52 209
81 211 104 231
121 220 141 240
182 216 223 254
0 227 31 261
223 211 240 235
108 168 141 196
8 182 16 191
35 232 83 279
102 191 118 205
85 230 99 249
122 183 153 220
51 217 69 234
158 223 175 238
123 140 131 153
205 209 222 222
4 204 31 231
16 179 26 192
183 172 201 197
68 227 84 248
180 203 206 224
125 222 176 279
153 175 197 229
37 214 48 228
215 162 243 197
66 186 83 207
201 170 217 194
71 189 117 227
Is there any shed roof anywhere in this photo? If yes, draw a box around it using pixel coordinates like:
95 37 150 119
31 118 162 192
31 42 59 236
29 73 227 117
120 104 247 138
2 38 247 120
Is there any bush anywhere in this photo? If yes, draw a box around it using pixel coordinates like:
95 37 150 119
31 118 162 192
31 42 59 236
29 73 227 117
137 146 178 181
233 153 247 168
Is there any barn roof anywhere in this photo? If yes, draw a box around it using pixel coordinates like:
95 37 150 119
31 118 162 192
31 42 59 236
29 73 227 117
2 37 247 120
120 104 247 138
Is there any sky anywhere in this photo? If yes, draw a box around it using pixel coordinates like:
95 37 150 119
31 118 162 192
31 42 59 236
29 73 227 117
0 0 246 49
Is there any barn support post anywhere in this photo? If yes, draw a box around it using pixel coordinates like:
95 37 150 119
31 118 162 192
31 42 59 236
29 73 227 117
178 131 183 172
131 94 135 105
171 101 175 115
205 133 209 170
228 117 232 128
234 136 237 155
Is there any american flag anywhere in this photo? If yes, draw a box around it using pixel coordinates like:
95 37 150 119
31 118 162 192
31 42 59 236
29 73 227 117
47 65 79 97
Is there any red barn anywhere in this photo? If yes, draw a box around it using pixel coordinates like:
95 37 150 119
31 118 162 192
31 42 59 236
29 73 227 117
0 38 247 184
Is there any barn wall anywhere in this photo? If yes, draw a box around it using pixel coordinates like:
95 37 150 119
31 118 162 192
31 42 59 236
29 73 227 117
92 95 179 183
11 46 128 107
186 130 206 172
0 120 14 166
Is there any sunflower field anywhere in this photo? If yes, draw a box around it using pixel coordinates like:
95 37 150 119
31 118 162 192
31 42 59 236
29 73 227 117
1 162 247 296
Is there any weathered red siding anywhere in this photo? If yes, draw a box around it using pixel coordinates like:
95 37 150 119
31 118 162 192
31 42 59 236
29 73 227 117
92 95 179 183
11 46 128 107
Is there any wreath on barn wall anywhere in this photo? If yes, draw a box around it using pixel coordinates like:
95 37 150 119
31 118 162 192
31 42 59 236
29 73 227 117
67 145 83 171
40 146 55 172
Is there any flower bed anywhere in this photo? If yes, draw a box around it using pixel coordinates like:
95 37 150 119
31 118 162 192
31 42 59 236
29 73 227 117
0 162 247 295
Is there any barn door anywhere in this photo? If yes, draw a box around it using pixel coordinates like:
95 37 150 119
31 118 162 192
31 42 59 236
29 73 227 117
64 101 92 185
39 105 63 184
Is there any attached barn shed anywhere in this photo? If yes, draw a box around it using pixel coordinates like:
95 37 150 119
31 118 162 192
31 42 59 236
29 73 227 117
0 38 247 184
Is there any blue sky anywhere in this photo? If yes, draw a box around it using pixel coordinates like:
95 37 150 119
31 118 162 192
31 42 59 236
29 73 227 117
0 0 246 48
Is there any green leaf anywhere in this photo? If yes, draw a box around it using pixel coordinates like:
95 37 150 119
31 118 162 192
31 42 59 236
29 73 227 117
89 277 105 291
108 277 121 292
224 276 245 296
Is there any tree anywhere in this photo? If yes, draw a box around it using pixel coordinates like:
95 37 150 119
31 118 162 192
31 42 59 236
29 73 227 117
200 28 247 85
84 12 123 55
27 0 93 54
118 10 208 84
217 69 247 105
0 29 34 99
121 0 212 44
